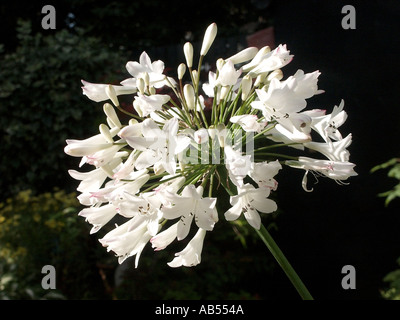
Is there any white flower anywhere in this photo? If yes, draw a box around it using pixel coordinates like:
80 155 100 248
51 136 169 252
81 80 137 103
161 185 218 240
150 222 179 251
286 156 357 191
310 100 348 142
167 228 207 267
78 203 118 234
133 93 170 117
224 145 252 187
122 118 190 175
230 114 267 133
243 44 293 76
216 60 242 87
118 192 163 236
291 70 324 100
202 71 217 98
99 216 154 267
224 183 277 230
249 160 282 190
68 167 108 194
304 133 353 162
126 51 167 88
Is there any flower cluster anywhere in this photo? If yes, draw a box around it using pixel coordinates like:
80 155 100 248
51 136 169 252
65 23 357 268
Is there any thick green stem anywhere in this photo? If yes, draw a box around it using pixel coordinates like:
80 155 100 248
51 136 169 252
255 223 314 300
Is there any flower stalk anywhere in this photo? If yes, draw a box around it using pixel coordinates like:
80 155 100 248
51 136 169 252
256 224 314 300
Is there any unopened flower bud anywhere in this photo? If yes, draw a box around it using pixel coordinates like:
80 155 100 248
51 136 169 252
194 128 209 144
143 72 150 87
183 42 193 68
191 69 198 87
227 47 258 64
99 124 114 143
207 125 217 140
216 58 225 72
154 162 166 175
128 119 138 126
105 85 119 107
241 75 252 100
136 78 145 94
177 63 186 80
267 69 283 81
183 84 195 110
103 103 122 128
220 86 229 100
254 73 267 87
216 123 227 147
200 23 217 56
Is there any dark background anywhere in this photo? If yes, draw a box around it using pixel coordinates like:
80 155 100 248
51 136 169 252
1 0 399 300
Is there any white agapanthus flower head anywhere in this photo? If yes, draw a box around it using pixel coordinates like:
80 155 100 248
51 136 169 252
65 22 357 269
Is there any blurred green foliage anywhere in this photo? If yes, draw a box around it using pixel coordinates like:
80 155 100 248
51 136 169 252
0 20 126 199
371 158 400 206
0 188 279 300
381 256 400 300
0 189 109 299
372 157 400 299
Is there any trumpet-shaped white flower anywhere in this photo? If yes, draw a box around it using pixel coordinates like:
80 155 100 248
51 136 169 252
310 100 348 142
250 160 282 190
224 145 252 187
286 156 357 191
126 51 167 88
99 216 153 267
216 60 242 87
162 185 218 241
79 203 118 234
304 133 353 162
168 228 207 267
225 184 278 230
150 222 179 251
81 80 137 103
243 44 293 76
133 93 170 117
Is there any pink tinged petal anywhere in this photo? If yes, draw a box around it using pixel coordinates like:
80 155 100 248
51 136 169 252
217 60 242 86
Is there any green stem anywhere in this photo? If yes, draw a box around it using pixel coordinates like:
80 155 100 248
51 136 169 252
255 224 314 300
